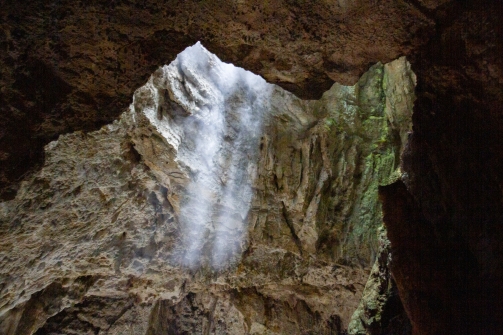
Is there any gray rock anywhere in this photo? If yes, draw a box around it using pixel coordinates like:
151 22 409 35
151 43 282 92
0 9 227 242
0 43 414 334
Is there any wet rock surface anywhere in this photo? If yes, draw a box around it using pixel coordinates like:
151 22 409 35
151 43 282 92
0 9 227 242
0 45 413 334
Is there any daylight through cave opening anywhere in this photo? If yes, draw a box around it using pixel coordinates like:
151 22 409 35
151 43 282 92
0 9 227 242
131 42 273 270
129 42 416 272
0 42 416 334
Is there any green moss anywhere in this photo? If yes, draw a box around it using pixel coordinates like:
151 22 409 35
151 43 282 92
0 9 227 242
311 57 412 269
323 117 335 131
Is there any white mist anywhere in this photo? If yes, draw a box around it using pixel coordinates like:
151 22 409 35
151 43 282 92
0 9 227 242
137 43 272 270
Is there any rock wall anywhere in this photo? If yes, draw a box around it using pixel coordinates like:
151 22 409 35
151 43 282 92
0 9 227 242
0 44 414 334
348 226 411 335
381 2 503 333
0 0 431 200
2 1 503 334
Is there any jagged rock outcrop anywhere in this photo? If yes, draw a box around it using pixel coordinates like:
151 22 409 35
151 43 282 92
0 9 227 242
347 227 411 335
0 44 413 334
2 1 503 334
347 57 415 335
0 0 432 200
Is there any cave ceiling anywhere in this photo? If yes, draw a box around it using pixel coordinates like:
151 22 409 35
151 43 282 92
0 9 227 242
1 0 435 198
1 0 503 334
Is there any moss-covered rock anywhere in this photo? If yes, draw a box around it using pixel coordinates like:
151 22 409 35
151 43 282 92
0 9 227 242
0 48 414 334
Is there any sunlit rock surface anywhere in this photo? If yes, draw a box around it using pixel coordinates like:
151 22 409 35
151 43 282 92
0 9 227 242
0 0 433 201
0 44 414 334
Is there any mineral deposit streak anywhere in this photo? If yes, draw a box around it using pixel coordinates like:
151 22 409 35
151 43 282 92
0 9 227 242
154 43 271 269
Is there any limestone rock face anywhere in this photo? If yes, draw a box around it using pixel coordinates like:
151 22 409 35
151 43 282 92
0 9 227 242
347 227 411 335
0 0 432 200
0 44 413 334
2 1 503 334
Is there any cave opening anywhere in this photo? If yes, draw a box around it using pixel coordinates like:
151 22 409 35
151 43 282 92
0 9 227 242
134 42 272 271
2 2 503 334
128 42 417 275
0 42 415 334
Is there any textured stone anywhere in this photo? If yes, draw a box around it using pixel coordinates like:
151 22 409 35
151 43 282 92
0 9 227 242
382 2 503 334
0 45 413 334
0 0 432 200
2 1 503 334
347 227 411 335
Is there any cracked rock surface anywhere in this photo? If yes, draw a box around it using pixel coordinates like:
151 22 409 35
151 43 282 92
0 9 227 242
0 0 432 200
0 45 413 334
2 1 503 334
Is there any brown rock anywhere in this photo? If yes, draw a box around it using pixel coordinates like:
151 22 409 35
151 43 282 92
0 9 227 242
0 0 432 199
2 0 503 334
0 46 412 334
